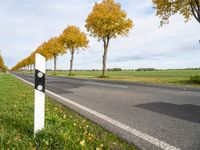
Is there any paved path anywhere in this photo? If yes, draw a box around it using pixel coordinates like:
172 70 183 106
13 73 200 150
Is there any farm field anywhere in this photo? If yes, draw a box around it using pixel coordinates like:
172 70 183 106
19 69 200 88
0 73 137 150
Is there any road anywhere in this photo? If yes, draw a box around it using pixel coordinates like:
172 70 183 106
13 73 200 150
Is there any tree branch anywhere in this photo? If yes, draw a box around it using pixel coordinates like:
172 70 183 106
190 2 200 23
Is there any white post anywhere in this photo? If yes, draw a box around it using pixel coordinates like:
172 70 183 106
34 53 45 136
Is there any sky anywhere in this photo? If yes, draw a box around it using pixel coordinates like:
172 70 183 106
0 0 199 70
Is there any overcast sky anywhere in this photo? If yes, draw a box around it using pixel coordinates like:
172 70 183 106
0 0 199 70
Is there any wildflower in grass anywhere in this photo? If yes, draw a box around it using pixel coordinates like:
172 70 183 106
63 114 66 119
96 144 103 150
80 140 85 146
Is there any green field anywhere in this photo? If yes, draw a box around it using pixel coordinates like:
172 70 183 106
0 73 137 150
19 69 200 88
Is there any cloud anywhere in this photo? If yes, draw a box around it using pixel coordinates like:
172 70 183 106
0 0 199 69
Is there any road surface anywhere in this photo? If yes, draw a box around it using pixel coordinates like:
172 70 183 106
13 73 200 150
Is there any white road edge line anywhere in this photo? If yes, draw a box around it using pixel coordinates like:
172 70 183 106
84 81 128 89
12 74 180 150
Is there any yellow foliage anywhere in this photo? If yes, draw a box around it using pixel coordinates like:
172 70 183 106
44 37 66 60
85 0 133 40
152 0 200 26
0 54 4 68
60 25 89 53
85 0 133 76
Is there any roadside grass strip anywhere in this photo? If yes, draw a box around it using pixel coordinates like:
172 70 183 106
0 73 137 150
19 70 200 88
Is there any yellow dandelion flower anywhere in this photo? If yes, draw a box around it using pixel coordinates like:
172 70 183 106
80 140 85 146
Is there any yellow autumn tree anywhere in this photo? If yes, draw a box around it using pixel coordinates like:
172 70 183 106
0 54 5 71
152 0 200 26
59 25 89 76
85 0 133 77
0 54 4 69
46 37 66 75
35 42 49 58
0 54 7 72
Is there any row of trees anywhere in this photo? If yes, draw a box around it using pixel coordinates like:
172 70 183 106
0 54 7 72
11 0 134 77
12 26 89 76
11 0 133 77
12 0 199 76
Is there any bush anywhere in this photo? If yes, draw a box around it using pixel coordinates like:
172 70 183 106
190 74 200 84
107 68 122 71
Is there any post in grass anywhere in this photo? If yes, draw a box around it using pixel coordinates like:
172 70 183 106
34 53 46 136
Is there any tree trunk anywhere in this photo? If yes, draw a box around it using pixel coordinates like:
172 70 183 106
102 38 109 77
53 54 57 75
30 65 32 74
69 50 74 76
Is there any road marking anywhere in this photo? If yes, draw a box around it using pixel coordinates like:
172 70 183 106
84 81 128 89
13 74 180 150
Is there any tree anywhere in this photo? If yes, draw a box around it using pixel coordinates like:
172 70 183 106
59 26 89 76
0 54 7 72
46 37 66 75
0 54 4 69
152 0 200 26
85 0 133 77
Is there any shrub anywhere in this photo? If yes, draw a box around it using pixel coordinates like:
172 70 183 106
107 68 122 71
190 74 200 84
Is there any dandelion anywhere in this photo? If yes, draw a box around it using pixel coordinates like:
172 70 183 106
80 140 85 146
63 114 66 119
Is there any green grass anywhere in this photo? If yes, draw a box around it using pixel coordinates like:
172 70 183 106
17 69 200 88
21 69 200 88
0 72 137 150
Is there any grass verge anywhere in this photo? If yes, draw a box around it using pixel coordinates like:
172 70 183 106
0 73 137 150
27 70 200 88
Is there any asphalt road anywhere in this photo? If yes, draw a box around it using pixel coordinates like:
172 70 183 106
13 73 200 150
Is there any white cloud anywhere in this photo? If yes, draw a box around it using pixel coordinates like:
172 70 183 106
0 0 199 69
